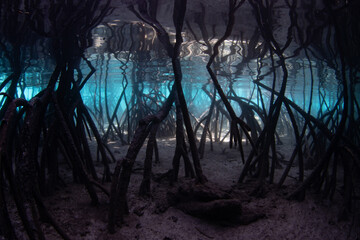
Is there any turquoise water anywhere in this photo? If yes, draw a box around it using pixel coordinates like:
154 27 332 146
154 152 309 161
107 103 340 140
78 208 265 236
79 49 341 122
0 20 344 139
1 47 340 121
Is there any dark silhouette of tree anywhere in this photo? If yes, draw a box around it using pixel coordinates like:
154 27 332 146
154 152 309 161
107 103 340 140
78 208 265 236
0 0 112 239
108 0 207 233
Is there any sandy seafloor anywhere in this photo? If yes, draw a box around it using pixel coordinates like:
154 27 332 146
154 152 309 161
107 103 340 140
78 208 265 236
9 138 359 240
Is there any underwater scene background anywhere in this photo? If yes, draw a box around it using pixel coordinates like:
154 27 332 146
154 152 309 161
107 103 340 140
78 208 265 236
0 0 359 239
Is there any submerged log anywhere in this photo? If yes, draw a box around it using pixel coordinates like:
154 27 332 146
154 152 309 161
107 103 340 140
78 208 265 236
177 199 242 220
167 180 264 225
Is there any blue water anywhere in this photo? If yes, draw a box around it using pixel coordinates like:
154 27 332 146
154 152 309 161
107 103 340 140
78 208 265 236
0 23 342 138
78 47 340 122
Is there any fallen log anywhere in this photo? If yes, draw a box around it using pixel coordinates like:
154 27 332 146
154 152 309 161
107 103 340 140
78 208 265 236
167 180 265 225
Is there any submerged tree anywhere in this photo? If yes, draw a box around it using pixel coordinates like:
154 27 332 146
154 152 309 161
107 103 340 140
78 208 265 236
0 0 112 239
108 0 209 232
